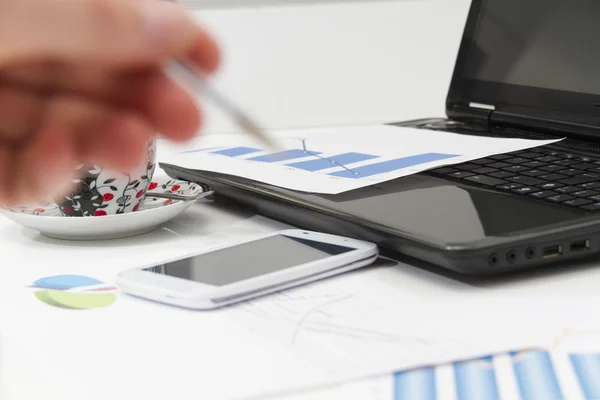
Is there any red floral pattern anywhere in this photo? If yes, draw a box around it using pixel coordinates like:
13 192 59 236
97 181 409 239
148 182 158 191
94 210 107 216
102 193 114 202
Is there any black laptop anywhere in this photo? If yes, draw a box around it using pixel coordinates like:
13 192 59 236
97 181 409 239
162 0 600 275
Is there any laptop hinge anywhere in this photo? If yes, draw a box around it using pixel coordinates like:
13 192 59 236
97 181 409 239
490 108 600 142
469 102 495 111
446 101 493 130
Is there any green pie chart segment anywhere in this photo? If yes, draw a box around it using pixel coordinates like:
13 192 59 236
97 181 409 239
35 290 116 309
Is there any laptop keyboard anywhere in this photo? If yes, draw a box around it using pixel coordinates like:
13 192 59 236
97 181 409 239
427 149 600 212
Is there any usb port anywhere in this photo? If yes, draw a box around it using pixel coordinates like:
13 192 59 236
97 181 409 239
543 244 563 259
570 239 590 252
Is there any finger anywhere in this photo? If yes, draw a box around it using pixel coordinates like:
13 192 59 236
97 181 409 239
122 69 202 141
0 65 203 142
11 125 78 205
0 0 218 69
0 144 18 205
40 95 153 171
0 79 46 141
77 113 153 171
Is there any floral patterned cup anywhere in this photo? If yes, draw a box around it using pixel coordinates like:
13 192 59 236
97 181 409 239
56 139 157 217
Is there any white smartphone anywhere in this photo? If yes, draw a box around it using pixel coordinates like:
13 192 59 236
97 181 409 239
116 229 378 310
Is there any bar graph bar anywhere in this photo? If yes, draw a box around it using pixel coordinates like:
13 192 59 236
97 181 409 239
511 350 563 400
248 149 321 163
329 153 459 179
286 152 378 172
453 356 499 400
393 368 436 400
570 353 600 399
210 147 261 157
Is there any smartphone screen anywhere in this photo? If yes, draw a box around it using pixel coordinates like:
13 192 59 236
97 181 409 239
143 234 357 286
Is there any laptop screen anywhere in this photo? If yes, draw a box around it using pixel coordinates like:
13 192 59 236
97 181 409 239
451 0 600 119
464 0 600 96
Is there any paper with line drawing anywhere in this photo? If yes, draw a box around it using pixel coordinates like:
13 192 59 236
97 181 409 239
161 124 563 194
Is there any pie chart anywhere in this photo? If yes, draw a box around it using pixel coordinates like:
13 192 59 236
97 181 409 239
31 275 117 309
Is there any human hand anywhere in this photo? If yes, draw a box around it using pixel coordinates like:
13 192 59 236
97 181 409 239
0 0 220 206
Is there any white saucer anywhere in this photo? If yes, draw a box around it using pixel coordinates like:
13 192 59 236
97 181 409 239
0 178 212 240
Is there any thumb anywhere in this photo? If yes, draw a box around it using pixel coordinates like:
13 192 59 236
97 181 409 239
0 0 207 66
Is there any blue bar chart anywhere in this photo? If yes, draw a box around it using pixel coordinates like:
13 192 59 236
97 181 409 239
287 152 378 172
201 145 460 180
391 349 600 400
454 356 499 400
570 353 600 399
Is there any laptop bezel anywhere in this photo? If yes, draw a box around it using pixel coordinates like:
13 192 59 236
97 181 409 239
446 0 600 127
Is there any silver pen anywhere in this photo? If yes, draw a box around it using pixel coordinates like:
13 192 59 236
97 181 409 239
165 59 279 151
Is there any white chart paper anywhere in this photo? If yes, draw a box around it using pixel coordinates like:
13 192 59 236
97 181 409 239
161 125 563 194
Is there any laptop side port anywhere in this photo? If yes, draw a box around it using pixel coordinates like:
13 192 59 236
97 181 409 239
488 252 500 266
570 239 590 252
543 244 563 259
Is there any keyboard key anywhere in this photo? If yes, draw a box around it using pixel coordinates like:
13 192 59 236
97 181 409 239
554 159 577 166
463 175 507 186
564 154 576 159
580 182 600 189
519 152 543 159
536 156 561 162
586 167 600 173
489 154 511 160
563 198 592 207
488 162 511 169
489 171 517 179
539 173 567 181
540 165 565 172
544 151 561 156
522 169 547 177
473 167 498 174
574 190 599 197
523 161 545 168
530 191 557 199
503 165 530 173
448 171 476 179
455 164 481 171
555 186 581 194
497 183 523 190
538 182 564 190
579 156 595 162
588 195 600 202
560 173 600 185
548 194 575 202
507 176 545 186
582 203 600 211
513 187 536 194
572 163 597 170
506 157 528 164
471 158 494 165
559 169 581 176
431 167 457 175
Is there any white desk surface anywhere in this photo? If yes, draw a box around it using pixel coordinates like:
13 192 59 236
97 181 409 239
3 1 600 399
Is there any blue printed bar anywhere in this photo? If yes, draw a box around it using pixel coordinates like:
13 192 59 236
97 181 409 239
180 147 220 154
286 152 378 172
511 350 563 400
570 353 600 399
248 149 320 163
329 153 459 179
394 368 436 400
454 356 499 400
210 147 262 157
